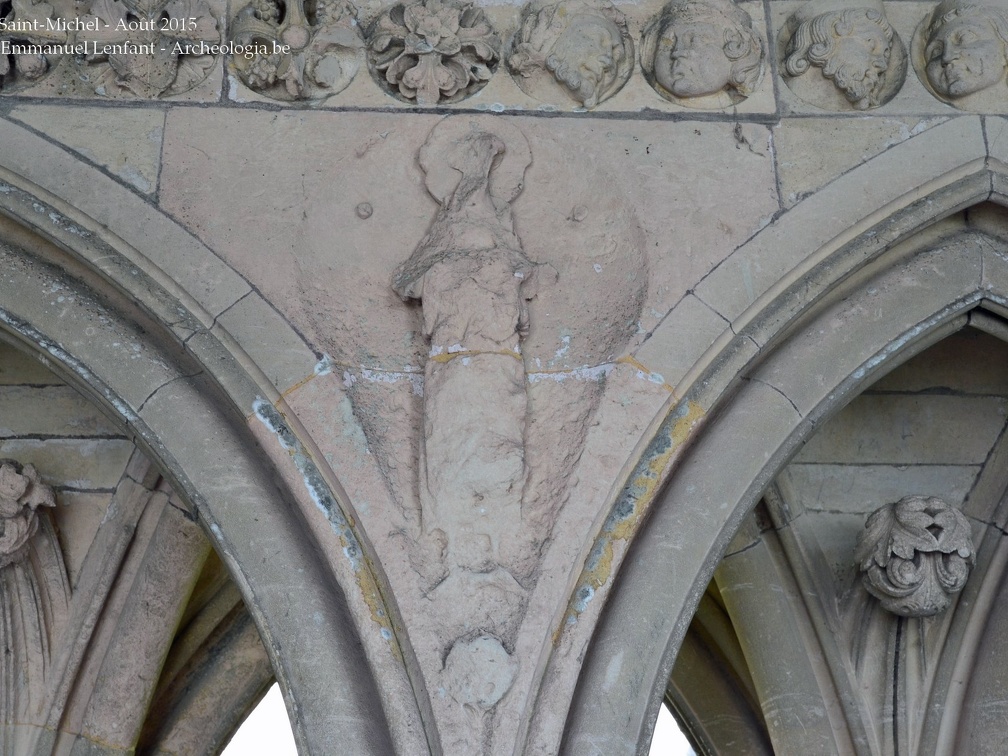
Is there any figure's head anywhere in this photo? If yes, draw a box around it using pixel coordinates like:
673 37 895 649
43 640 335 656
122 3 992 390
644 0 764 98
785 5 894 109
509 0 632 108
925 1 1008 97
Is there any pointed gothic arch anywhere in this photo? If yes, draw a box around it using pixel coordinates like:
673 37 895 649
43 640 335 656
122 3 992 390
0 117 432 754
548 118 1008 755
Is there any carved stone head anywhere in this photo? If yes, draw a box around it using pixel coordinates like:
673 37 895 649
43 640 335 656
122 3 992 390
641 0 764 105
508 0 633 108
783 0 902 110
0 461 55 569
856 495 975 617
923 0 1008 99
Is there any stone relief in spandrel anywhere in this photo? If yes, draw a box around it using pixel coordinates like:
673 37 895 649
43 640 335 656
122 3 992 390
781 0 907 111
640 0 764 109
912 0 1008 111
507 0 634 110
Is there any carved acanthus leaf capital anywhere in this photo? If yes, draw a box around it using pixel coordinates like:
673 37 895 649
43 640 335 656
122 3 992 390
856 495 975 617
0 461 55 569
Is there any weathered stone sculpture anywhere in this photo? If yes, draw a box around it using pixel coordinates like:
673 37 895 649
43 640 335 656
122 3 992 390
367 0 500 105
508 0 633 109
640 0 764 107
230 0 363 101
0 0 66 90
0 460 55 568
921 0 1008 103
783 0 904 110
393 117 552 750
856 495 975 617
77 0 221 97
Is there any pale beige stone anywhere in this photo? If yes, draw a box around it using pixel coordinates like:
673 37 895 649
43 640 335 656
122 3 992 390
634 293 728 391
794 395 1007 464
774 116 949 209
695 116 986 324
52 491 109 588
910 0 1008 113
0 386 119 438
782 464 981 515
0 439 135 489
0 118 251 322
0 342 62 385
214 292 319 396
9 105 165 194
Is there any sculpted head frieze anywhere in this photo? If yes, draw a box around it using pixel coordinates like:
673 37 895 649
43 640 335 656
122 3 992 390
783 0 905 111
367 0 500 105
920 0 1008 102
508 0 633 109
641 0 764 107
856 495 975 618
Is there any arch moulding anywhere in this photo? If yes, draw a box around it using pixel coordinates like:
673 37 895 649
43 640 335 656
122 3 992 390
550 116 1008 755
0 117 431 755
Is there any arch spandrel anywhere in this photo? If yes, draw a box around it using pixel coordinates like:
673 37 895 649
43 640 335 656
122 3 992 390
0 137 429 754
551 141 1008 754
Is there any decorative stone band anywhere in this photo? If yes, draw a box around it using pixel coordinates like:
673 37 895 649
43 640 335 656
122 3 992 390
856 495 975 618
0 460 56 569
0 0 996 111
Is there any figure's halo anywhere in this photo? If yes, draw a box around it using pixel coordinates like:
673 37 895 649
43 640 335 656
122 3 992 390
419 116 532 205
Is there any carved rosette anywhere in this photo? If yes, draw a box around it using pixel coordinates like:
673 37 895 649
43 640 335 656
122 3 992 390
856 495 975 617
76 0 221 97
230 0 363 101
0 0 67 91
507 0 633 109
367 0 500 105
640 0 764 108
0 461 55 569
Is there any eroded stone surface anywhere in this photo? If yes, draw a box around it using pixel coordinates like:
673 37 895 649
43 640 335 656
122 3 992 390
856 495 975 617
508 0 633 109
781 0 907 110
9 104 164 193
640 0 764 108
913 0 1008 111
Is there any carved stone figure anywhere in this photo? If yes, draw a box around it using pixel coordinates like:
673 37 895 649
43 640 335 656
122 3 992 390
507 0 633 109
640 0 764 107
856 495 975 617
367 0 500 105
922 0 1008 101
77 0 221 98
0 0 67 90
783 0 904 111
0 460 55 567
230 0 363 102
